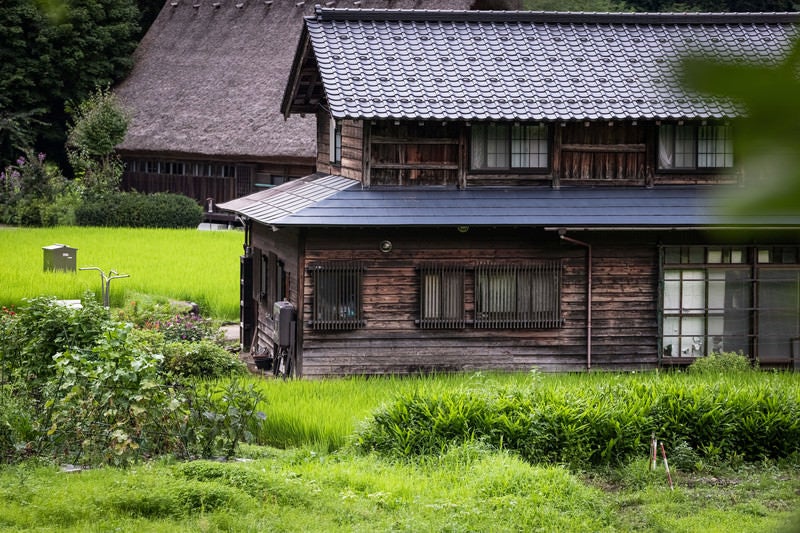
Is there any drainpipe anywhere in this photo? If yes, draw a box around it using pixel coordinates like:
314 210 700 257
559 230 592 371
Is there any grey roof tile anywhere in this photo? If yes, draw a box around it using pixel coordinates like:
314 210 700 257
304 9 797 121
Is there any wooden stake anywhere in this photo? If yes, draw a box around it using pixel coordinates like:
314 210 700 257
660 442 674 490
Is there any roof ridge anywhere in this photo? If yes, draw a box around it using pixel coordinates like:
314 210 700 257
311 7 800 25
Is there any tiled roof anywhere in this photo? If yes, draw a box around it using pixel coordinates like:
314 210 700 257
303 9 798 121
219 174 800 228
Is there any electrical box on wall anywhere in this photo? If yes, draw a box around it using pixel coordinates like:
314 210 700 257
272 301 295 348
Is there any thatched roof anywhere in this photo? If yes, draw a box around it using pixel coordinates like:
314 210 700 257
114 0 480 161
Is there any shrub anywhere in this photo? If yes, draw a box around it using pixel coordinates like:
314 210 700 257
0 294 112 388
0 151 75 226
76 191 202 228
688 351 755 374
356 374 800 468
162 340 246 379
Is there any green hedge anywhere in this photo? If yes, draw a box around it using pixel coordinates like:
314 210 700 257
76 191 203 228
355 373 800 468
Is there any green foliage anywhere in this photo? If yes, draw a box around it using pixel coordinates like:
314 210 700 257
688 350 755 374
0 294 112 389
0 297 265 466
162 340 246 379
67 87 129 196
355 373 800 468
682 37 800 215
46 323 177 466
178 379 267 460
76 191 203 228
0 0 140 168
0 150 76 226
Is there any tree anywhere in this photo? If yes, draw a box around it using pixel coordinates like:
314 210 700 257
67 87 130 196
0 0 139 169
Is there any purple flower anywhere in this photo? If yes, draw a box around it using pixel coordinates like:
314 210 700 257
16 156 25 166
37 152 45 163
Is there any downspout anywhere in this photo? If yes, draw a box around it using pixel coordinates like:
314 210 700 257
559 230 592 371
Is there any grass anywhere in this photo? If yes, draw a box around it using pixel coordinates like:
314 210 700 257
0 441 797 532
1 372 799 531
0 226 242 320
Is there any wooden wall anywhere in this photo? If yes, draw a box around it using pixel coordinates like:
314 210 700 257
291 227 661 376
249 225 303 362
311 118 740 189
316 112 364 181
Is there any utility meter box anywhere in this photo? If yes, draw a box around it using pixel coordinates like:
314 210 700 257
43 244 77 272
272 301 296 348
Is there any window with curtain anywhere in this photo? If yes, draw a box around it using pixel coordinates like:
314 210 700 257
471 123 549 170
310 262 363 330
419 265 465 329
658 123 733 170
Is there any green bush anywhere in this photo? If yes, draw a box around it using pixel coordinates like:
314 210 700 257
356 374 800 468
0 294 112 388
162 340 246 379
76 191 202 228
688 351 755 374
0 297 264 466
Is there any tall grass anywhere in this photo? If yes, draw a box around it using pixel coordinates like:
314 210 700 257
0 226 242 319
239 371 800 468
245 372 531 452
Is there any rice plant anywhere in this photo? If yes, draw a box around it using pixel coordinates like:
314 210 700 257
0 226 242 319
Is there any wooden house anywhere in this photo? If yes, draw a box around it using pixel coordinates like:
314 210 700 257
220 9 800 376
112 0 484 212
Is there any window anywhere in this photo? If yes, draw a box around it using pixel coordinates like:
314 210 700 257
658 123 733 170
257 251 288 314
418 262 561 329
661 245 800 361
329 118 342 165
475 262 561 328
310 262 363 330
420 265 465 329
471 123 549 170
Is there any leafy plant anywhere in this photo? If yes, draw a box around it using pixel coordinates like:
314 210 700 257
688 350 755 374
162 340 246 379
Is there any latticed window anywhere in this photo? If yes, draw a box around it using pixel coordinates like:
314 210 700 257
309 262 363 331
658 123 733 170
475 262 562 328
471 123 549 170
661 245 800 361
419 265 466 329
418 262 562 329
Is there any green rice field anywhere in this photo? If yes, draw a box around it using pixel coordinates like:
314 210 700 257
0 226 243 320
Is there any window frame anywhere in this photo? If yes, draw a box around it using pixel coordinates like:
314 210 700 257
309 262 363 331
418 262 562 330
657 122 734 171
329 117 342 165
470 123 551 173
660 245 800 362
419 265 466 329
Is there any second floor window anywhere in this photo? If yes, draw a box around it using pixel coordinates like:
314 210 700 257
330 118 342 165
658 123 733 170
471 123 549 171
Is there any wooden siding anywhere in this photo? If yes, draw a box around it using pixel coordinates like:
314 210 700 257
293 227 661 376
316 112 364 182
249 225 303 367
312 118 741 188
557 122 649 185
122 159 314 205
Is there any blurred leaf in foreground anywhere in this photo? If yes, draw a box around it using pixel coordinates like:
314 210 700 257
682 37 800 216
